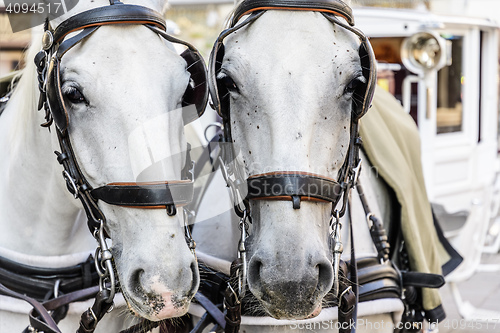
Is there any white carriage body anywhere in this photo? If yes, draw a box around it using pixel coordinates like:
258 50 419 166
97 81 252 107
354 6 500 217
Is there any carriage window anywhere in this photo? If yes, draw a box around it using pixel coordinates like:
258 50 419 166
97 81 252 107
436 35 464 134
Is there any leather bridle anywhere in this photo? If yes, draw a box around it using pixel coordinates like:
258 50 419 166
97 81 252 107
207 0 376 332
0 1 208 333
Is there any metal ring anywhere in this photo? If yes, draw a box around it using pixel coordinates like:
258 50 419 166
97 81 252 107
366 212 374 225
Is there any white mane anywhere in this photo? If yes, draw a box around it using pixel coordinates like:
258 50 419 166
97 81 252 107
7 31 42 146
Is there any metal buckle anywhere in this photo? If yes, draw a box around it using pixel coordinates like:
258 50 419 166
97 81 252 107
88 306 99 330
338 285 352 310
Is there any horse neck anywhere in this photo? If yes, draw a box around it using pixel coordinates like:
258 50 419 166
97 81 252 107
0 43 93 257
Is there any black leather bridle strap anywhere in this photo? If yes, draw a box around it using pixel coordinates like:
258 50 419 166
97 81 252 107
56 26 100 59
337 196 358 333
247 172 344 209
53 4 166 43
91 180 194 208
231 0 354 26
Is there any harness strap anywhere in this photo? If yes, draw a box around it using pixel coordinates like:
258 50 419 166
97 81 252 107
402 271 444 289
356 181 391 262
0 282 61 333
0 254 97 301
224 259 243 333
337 196 358 333
194 292 226 328
77 290 113 333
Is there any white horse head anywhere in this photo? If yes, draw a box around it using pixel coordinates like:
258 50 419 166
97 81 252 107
212 6 371 319
0 0 202 323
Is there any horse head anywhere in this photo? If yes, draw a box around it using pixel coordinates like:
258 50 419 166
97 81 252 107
1 0 206 322
211 0 374 319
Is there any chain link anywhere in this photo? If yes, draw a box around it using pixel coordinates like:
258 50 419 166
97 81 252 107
93 220 116 304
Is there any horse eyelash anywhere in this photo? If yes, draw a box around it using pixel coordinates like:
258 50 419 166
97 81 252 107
61 85 80 95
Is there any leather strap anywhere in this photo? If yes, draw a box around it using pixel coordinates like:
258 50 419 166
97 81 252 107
53 4 166 43
0 282 61 333
0 254 97 301
194 292 226 328
91 180 194 208
356 181 391 262
224 259 243 333
402 271 445 289
337 261 356 333
247 172 344 207
340 197 358 333
77 290 113 333
232 0 354 26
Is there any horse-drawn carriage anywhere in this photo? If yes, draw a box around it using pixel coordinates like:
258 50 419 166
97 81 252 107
0 1 497 332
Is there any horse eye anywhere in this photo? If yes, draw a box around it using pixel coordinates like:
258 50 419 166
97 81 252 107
344 77 365 95
219 74 239 93
64 87 87 104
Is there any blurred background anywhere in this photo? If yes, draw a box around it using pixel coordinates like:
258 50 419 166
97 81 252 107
1 0 499 332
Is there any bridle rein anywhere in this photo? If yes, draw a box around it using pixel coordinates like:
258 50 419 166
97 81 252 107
206 0 376 332
0 1 208 333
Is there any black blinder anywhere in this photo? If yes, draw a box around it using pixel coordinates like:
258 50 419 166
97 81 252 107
213 44 230 120
180 48 209 124
353 39 376 121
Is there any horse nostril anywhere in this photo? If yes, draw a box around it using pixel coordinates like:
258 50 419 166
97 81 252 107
130 269 145 292
247 256 263 288
188 261 200 298
316 259 334 295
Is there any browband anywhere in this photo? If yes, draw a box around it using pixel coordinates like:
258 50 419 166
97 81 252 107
91 180 194 208
53 4 166 44
231 0 354 26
